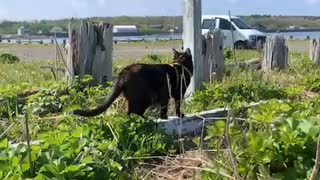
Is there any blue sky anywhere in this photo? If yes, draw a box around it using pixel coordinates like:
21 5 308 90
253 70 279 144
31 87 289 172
1 0 320 20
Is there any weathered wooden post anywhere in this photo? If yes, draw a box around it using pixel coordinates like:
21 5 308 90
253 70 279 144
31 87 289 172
256 39 263 52
310 38 316 61
202 34 210 84
310 38 320 64
183 0 203 96
212 30 224 82
203 30 224 83
262 35 288 71
66 21 113 86
66 23 75 82
92 22 113 84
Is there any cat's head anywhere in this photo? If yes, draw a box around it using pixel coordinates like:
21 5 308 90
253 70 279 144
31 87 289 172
172 48 192 64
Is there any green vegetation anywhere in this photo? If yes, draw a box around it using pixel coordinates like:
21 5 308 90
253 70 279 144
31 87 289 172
224 49 261 63
0 16 182 36
114 40 182 48
0 19 70 36
2 47 320 179
241 15 320 30
0 53 20 64
0 61 52 85
2 15 320 36
100 16 182 35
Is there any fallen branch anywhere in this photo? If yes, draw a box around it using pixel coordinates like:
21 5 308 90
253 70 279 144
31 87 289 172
226 58 261 70
157 108 227 136
40 65 66 72
0 89 40 106
0 97 29 106
225 108 242 180
10 140 44 149
24 112 33 172
310 132 320 180
8 100 276 149
157 100 274 136
18 89 40 98
0 123 16 138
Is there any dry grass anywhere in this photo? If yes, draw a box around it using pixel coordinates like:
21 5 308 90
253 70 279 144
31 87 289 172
136 151 213 180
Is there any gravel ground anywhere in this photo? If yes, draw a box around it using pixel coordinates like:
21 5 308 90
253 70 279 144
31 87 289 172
0 40 308 62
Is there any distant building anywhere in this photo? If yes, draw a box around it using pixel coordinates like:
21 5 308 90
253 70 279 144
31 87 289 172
169 26 179 33
50 26 68 37
37 30 44 35
113 25 139 36
50 27 64 34
17 26 32 36
286 25 306 30
287 25 297 30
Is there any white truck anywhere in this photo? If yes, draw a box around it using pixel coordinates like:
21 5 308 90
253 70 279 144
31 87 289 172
201 15 266 49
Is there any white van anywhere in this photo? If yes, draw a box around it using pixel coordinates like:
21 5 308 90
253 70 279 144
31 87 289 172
201 15 266 49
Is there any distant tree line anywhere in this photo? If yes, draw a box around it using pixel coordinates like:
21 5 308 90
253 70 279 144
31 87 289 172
0 16 183 36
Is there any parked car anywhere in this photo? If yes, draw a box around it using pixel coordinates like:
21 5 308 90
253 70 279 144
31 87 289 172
201 15 266 49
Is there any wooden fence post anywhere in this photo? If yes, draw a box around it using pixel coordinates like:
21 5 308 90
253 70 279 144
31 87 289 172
310 38 320 64
66 21 113 86
202 34 210 84
211 30 224 82
203 30 224 83
92 22 113 85
262 35 288 71
183 0 203 96
256 39 263 52
66 22 75 84
310 38 316 62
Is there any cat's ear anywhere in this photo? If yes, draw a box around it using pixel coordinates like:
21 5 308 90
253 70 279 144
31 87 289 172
172 48 179 54
172 48 179 59
185 48 191 56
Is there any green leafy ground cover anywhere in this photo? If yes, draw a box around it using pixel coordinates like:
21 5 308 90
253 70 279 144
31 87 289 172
1 49 320 179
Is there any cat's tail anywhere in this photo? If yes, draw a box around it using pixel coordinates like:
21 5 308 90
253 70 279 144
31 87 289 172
73 78 123 117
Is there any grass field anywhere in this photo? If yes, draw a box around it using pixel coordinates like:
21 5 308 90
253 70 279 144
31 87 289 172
0 39 311 62
1 42 320 179
0 61 53 86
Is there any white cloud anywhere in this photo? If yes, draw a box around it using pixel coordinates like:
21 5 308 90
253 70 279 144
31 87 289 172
305 0 320 5
71 0 88 11
97 0 107 6
209 0 239 4
0 7 9 20
70 0 89 17
227 0 239 3
69 0 107 17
